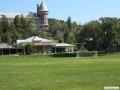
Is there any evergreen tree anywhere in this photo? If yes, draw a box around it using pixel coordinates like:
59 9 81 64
14 15 21 28
1 15 10 33
66 16 72 30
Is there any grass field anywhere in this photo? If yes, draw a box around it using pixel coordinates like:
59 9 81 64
0 54 120 90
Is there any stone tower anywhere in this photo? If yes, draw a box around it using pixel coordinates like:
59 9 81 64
37 1 49 29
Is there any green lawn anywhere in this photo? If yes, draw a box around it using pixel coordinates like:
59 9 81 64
0 54 120 90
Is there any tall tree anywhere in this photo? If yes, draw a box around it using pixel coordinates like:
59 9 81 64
67 32 75 44
55 30 64 43
66 16 72 30
99 17 117 52
1 15 10 33
14 15 21 28
78 21 102 51
0 21 2 34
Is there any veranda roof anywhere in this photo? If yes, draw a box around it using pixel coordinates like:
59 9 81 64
53 43 73 47
0 43 13 49
17 36 52 44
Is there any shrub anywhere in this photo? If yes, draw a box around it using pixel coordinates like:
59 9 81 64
25 44 34 55
50 53 76 57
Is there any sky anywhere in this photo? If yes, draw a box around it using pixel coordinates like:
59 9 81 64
0 0 120 24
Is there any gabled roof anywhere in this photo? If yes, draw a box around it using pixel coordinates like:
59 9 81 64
39 1 48 11
16 36 73 48
17 36 52 44
25 36 51 42
17 40 26 44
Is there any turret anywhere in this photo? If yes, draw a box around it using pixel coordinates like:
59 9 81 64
37 1 49 28
36 4 40 14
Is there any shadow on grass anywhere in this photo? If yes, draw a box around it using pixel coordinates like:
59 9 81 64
50 53 76 58
50 52 108 58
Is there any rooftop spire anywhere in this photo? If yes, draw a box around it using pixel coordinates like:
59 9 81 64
39 1 48 11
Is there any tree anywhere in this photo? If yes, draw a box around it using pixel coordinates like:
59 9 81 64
78 21 102 51
55 30 64 43
1 15 10 33
1 33 8 43
72 21 78 30
35 28 43 37
14 15 21 28
67 32 75 44
66 16 72 29
99 17 117 52
64 30 69 43
0 22 2 43
20 15 27 29
62 23 69 43
49 20 63 41
0 21 2 34
11 29 19 43
25 44 34 55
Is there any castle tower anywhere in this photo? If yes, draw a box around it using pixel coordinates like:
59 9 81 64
37 1 49 29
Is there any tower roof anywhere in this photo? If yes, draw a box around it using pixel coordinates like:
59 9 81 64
39 1 48 11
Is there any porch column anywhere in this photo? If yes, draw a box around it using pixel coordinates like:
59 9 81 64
71 47 74 53
9 47 10 55
69 47 70 53
55 47 56 53
67 47 69 53
35 46 37 54
62 47 63 53
23 47 25 54
0 49 1 55
16 48 18 54
66 47 68 53
2 49 3 55
43 46 45 53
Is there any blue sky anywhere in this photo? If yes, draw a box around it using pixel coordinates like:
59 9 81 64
0 0 120 24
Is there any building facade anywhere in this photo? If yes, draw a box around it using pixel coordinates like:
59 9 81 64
0 1 49 29
16 36 74 54
0 1 74 55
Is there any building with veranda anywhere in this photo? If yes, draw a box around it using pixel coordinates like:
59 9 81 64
0 1 74 55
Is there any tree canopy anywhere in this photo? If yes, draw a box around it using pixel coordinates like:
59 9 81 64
0 15 120 52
